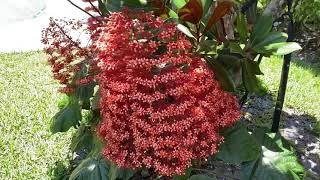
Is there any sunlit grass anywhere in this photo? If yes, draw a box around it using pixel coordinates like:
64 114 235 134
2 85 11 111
0 51 72 179
259 56 320 120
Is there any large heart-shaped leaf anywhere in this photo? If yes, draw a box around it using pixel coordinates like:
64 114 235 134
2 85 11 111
50 100 81 133
216 122 261 164
178 0 203 24
69 156 109 180
241 130 306 180
108 163 136 180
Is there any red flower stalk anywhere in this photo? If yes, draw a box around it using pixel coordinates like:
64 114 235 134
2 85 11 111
96 10 241 176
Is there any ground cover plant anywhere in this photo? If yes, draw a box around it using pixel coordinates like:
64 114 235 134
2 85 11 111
27 0 317 179
0 52 72 179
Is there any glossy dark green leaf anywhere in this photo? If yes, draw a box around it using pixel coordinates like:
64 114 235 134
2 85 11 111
250 15 273 47
50 100 81 133
263 42 301 55
109 163 136 180
240 130 305 180
252 32 288 50
189 174 217 180
69 156 109 180
205 57 236 92
236 12 248 43
216 122 261 164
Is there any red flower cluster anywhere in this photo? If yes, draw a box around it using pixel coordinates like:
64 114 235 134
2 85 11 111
96 11 241 176
41 18 90 94
41 15 105 94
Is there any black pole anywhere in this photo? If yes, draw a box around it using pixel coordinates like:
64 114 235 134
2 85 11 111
271 0 295 132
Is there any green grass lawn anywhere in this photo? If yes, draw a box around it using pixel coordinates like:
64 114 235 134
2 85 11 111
0 51 72 179
0 51 319 179
259 56 320 120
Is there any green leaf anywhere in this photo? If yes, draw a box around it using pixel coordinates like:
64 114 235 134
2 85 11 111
69 156 109 180
70 125 94 153
241 147 305 180
242 59 262 92
50 100 81 133
252 32 288 50
75 81 96 109
172 0 187 9
57 95 69 109
169 9 179 19
229 42 245 56
263 42 302 55
236 12 248 43
98 0 109 16
205 57 236 92
177 24 195 38
241 130 306 180
216 122 261 164
198 40 217 54
109 163 135 180
250 15 273 47
200 0 213 16
189 174 217 180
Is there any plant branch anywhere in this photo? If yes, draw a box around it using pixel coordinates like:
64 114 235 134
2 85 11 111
66 0 96 19
88 0 103 16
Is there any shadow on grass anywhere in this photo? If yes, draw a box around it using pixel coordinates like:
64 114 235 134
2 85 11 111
291 58 320 77
242 94 320 178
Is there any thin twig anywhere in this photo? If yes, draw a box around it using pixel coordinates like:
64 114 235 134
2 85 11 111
66 0 96 19
52 20 82 49
88 0 103 16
